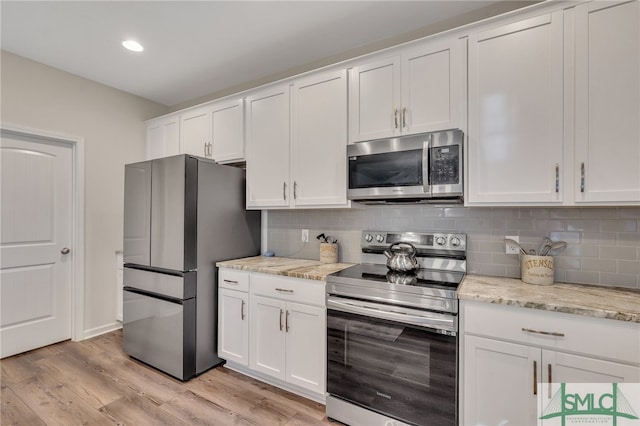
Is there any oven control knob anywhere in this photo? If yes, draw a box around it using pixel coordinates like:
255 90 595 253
376 234 385 243
364 233 373 243
435 236 447 246
451 237 461 247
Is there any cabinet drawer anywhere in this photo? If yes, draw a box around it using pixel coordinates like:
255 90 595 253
251 273 325 307
218 269 249 292
462 301 640 365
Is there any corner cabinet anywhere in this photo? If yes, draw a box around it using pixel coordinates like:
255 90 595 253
246 69 349 209
574 0 640 204
348 37 464 143
467 11 564 205
461 301 640 426
146 115 180 160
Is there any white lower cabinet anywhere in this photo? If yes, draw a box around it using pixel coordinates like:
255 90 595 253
218 268 326 400
461 301 640 426
218 270 250 366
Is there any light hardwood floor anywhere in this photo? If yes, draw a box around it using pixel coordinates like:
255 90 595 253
1 330 335 425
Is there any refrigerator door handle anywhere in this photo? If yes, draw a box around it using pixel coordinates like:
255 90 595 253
123 286 184 305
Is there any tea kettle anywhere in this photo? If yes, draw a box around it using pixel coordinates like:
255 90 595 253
384 242 419 272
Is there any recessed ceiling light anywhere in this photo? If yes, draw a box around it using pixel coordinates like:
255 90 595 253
122 40 144 52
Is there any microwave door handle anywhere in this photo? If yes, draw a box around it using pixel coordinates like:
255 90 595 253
423 134 432 197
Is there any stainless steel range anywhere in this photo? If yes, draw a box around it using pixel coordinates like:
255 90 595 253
325 230 466 426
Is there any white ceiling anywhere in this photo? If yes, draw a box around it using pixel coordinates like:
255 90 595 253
1 1 534 107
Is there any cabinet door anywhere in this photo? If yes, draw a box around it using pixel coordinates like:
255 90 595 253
284 302 325 394
349 56 401 142
575 1 640 204
291 69 348 207
401 38 462 135
218 288 249 366
211 98 245 164
146 116 180 160
246 85 291 208
250 295 286 380
463 335 540 426
467 12 564 204
180 107 211 158
543 350 640 385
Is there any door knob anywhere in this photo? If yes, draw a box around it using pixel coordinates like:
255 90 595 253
61 247 71 255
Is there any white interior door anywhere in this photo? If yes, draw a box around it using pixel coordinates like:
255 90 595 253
1 134 73 358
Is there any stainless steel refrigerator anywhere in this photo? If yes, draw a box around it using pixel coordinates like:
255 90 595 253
122 154 260 380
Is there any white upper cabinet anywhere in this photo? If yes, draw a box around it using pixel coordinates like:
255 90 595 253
574 0 640 204
146 115 180 160
291 69 348 207
180 106 212 159
246 69 349 210
467 12 564 205
349 38 463 143
211 98 245 164
246 84 291 208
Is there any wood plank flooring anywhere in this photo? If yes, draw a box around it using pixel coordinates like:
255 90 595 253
1 330 335 425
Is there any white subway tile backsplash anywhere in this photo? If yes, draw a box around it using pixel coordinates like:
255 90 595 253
267 206 640 289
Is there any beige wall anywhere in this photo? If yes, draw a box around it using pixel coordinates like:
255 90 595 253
1 51 169 336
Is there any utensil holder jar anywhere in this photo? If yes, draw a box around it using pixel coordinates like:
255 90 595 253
320 243 338 263
521 255 554 285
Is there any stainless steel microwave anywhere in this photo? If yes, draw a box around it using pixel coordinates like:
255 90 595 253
347 129 463 204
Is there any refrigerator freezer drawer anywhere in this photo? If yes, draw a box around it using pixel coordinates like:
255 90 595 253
123 289 196 380
123 267 196 300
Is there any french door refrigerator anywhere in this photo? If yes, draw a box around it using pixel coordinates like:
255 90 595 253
122 154 260 380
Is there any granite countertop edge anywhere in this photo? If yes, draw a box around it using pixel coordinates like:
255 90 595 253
217 256 354 281
459 274 640 323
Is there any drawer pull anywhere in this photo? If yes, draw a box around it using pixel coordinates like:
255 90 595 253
533 360 537 396
522 328 565 337
275 288 294 293
223 279 239 285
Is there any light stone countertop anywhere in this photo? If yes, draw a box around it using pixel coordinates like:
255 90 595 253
459 274 640 323
216 256 354 281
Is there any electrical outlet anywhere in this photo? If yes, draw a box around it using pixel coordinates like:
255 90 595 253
505 236 520 254
301 229 309 243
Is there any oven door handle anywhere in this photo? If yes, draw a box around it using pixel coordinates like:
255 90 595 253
327 296 456 335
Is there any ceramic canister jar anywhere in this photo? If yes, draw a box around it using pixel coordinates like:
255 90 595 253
320 242 338 263
520 254 554 285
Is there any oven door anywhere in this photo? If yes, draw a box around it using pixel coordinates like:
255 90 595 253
327 297 457 426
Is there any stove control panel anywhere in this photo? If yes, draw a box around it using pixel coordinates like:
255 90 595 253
361 231 466 252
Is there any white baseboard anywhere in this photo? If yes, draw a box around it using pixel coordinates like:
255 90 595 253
80 321 122 340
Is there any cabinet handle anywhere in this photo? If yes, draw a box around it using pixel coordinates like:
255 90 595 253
293 181 297 200
555 163 560 193
241 300 245 320
548 364 552 398
533 360 537 395
283 182 287 200
204 142 207 157
275 288 294 293
522 328 565 337
286 310 290 332
279 308 283 331
580 162 585 193
394 107 399 129
223 279 238 285
208 142 213 157
402 106 407 128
